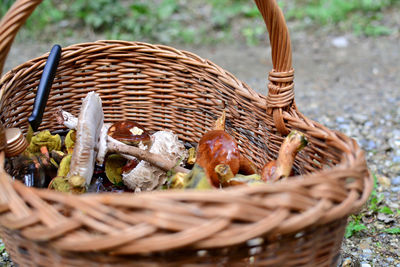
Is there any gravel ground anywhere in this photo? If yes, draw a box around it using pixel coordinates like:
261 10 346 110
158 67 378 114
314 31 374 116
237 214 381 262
1 33 399 266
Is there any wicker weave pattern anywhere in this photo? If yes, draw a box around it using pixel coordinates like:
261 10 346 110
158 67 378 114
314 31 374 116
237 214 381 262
0 0 372 266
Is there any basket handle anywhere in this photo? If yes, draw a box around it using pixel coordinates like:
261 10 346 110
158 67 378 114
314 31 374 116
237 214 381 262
255 0 294 135
0 0 43 76
0 0 294 135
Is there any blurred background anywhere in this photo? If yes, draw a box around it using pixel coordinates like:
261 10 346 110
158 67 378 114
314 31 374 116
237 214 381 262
1 0 399 103
1 0 399 112
1 0 400 265
1 0 399 44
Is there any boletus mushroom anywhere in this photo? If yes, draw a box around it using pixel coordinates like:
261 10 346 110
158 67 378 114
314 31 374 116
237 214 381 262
108 121 151 147
196 130 240 187
97 120 150 166
120 130 187 192
215 164 262 187
190 111 242 187
261 130 308 182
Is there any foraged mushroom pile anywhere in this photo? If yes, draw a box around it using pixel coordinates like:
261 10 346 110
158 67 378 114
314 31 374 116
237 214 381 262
5 92 308 194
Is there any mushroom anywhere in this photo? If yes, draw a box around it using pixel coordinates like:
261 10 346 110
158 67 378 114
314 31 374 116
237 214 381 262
261 130 308 182
67 92 104 185
115 130 188 191
55 111 148 165
98 120 151 166
214 163 234 186
215 164 262 186
225 174 263 187
55 108 78 129
55 109 189 181
195 130 240 187
55 109 111 164
184 163 213 190
96 122 112 165
186 147 196 165
106 136 188 173
192 111 259 187
239 155 258 175
108 121 151 147
190 111 241 187
104 154 127 185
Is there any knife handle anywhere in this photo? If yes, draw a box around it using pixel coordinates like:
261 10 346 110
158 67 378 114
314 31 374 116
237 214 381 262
28 44 62 131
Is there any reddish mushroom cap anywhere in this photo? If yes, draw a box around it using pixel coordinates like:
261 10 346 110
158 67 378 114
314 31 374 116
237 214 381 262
195 130 240 187
107 121 151 146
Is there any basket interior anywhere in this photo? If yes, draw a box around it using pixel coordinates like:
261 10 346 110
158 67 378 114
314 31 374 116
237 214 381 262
0 41 342 174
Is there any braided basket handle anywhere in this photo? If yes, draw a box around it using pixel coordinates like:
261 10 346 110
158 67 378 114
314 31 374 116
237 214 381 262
255 0 294 135
0 0 43 76
0 0 294 134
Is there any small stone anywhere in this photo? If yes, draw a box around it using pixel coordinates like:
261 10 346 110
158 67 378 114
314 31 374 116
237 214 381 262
362 249 372 255
359 240 370 250
332 36 349 48
364 121 374 128
352 114 368 124
392 176 400 185
390 164 400 174
377 213 395 223
392 186 400 193
378 176 391 187
336 116 346 123
388 202 399 209
375 223 385 230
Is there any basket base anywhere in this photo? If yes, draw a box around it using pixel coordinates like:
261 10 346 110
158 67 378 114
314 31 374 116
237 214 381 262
1 218 347 267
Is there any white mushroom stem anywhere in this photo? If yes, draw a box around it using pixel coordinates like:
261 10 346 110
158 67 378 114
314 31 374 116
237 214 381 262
54 109 111 165
96 122 112 165
55 108 78 129
68 92 104 185
107 136 189 174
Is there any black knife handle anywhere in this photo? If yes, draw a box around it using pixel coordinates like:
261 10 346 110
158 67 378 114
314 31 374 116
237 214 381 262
28 44 62 131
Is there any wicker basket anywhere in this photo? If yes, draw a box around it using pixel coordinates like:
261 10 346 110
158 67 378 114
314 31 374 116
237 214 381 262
0 0 372 266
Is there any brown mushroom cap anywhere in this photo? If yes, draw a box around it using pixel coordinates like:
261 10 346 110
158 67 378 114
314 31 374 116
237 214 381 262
107 121 151 146
195 130 240 187
121 158 139 173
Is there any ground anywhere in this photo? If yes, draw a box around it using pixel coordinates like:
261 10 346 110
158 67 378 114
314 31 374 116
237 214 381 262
2 30 400 266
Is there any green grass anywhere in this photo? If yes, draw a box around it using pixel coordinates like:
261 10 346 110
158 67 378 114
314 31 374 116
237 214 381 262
345 214 367 238
383 227 400 234
345 173 400 238
283 0 397 36
1 0 398 45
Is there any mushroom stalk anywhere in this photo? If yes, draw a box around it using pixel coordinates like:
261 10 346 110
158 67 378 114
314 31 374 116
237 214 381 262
55 108 78 129
261 130 308 182
68 92 103 185
107 136 189 174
